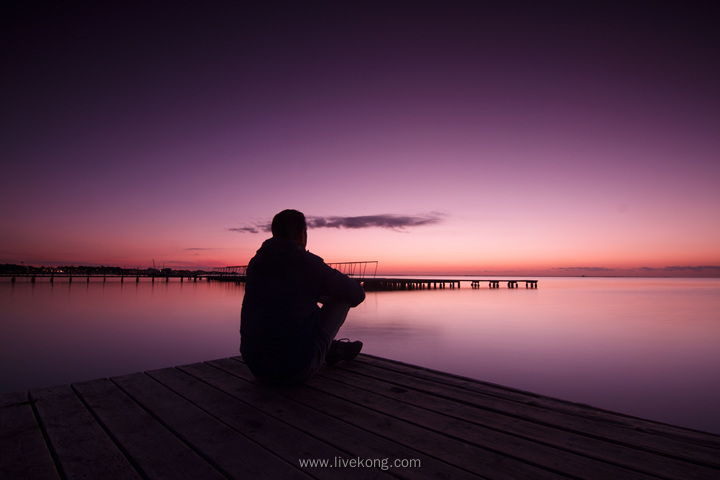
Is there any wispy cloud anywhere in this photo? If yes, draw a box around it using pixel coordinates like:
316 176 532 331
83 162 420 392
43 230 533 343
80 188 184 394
229 213 444 234
552 267 615 272
662 265 720 272
307 214 442 230
227 226 265 234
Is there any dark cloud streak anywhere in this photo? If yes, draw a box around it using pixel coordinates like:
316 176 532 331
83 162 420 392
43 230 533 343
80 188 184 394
552 267 615 272
307 214 441 230
227 226 263 234
229 213 443 234
662 266 720 272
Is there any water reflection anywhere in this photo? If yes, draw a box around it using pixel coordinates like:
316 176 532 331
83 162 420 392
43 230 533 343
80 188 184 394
339 280 720 434
2 279 244 393
2 277 719 434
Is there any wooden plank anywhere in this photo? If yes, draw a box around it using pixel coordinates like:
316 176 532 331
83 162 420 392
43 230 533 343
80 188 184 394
356 354 720 449
30 384 142 480
194 359 482 480
0 394 60 480
1 391 29 407
242 364 581 480
8 353 718 480
227 358 655 480
147 365 392 480
72 378 226 480
315 365 720 480
111 371 311 480
344 355 720 465
356 354 720 452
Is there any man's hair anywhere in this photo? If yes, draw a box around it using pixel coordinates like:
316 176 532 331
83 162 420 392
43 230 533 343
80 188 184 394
271 209 307 240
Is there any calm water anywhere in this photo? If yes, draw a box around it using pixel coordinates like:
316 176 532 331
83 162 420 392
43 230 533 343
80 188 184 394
2 276 719 434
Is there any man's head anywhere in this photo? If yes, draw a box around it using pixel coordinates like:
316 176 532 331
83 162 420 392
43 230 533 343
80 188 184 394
271 209 307 247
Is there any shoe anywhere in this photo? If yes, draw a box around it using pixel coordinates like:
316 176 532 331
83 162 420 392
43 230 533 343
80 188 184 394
325 338 363 366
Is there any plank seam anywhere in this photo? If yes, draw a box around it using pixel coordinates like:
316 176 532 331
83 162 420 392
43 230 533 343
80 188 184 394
356 355 720 445
28 391 67 480
70 383 150 480
194 361 403 479
338 359 720 468
303 377 579 480
110 374 236 480
153 365 320 479
217 359 501 480
313 370 701 480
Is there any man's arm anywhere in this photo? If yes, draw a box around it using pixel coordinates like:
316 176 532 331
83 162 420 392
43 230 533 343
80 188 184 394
321 268 366 307
304 250 366 307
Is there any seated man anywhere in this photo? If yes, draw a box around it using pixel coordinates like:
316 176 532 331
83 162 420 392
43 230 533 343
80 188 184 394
240 209 365 385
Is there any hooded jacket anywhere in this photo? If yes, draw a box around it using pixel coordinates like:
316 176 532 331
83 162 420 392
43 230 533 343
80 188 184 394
240 237 365 380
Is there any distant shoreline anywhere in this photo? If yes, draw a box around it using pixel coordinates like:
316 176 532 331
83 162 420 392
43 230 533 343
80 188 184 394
2 263 719 279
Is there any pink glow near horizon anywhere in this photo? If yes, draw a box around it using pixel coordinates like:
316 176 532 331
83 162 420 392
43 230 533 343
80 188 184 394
1 3 719 276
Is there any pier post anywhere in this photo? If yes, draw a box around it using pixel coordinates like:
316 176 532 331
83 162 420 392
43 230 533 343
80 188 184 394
136 276 139 283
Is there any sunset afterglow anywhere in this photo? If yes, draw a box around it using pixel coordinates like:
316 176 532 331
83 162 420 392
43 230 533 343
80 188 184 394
2 2 719 276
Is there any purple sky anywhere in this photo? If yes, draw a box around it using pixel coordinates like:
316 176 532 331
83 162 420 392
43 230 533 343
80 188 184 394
2 1 719 275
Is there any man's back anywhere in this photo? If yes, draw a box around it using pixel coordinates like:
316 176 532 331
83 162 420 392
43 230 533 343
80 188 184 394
240 236 364 380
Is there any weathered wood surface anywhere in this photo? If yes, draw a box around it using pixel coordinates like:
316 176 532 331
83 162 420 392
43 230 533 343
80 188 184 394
2 355 719 479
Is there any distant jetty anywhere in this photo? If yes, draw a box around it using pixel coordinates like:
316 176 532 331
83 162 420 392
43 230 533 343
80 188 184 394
207 263 538 290
362 278 538 290
0 264 207 284
2 262 538 290
3 272 204 284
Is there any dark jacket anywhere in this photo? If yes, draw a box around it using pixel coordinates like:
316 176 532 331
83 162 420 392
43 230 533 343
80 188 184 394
240 237 365 380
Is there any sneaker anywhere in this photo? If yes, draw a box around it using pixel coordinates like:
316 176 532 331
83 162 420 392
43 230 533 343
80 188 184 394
325 338 363 366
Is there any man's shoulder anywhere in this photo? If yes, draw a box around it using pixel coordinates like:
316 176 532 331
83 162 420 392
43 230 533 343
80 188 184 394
300 250 337 277
303 250 325 264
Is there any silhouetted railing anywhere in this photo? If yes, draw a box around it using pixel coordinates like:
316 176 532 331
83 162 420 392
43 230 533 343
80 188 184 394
327 261 378 279
207 262 378 283
212 266 247 276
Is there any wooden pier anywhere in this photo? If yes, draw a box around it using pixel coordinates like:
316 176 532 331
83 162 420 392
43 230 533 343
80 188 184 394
3 273 203 284
471 279 538 289
362 278 538 290
205 263 539 291
2 355 718 479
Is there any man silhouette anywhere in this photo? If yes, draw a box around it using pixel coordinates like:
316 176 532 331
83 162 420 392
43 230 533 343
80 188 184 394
240 209 365 385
